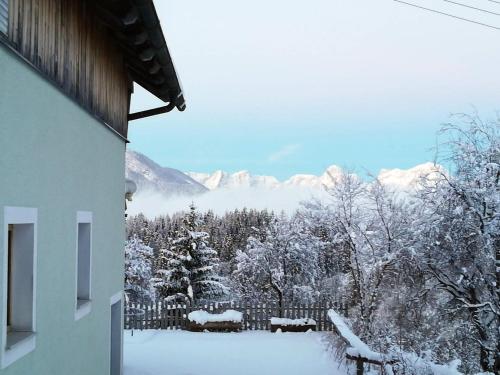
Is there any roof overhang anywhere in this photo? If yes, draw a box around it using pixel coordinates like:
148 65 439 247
93 0 186 112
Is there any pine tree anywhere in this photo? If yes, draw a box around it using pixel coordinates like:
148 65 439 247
151 237 192 302
152 205 228 303
124 235 154 301
183 204 228 302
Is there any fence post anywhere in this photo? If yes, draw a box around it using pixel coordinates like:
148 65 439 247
324 302 329 331
176 302 180 330
264 302 269 330
314 302 319 331
356 358 364 375
249 302 254 330
149 300 154 329
159 300 164 329
242 301 247 330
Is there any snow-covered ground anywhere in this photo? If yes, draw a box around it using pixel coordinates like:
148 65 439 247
124 330 347 375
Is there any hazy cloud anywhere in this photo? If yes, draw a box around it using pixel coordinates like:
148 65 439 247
268 144 301 163
127 186 328 218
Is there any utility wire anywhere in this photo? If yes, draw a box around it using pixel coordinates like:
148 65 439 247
443 0 500 16
486 0 500 5
393 0 500 30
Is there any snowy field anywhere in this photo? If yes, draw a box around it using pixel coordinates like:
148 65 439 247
124 330 347 375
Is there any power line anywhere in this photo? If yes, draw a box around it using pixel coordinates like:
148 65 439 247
486 0 500 5
393 0 500 30
443 0 500 16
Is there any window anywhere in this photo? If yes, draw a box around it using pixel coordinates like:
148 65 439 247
0 0 8 35
2 207 37 369
75 212 92 320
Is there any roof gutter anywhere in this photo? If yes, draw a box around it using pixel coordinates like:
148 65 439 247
128 99 176 121
131 0 186 111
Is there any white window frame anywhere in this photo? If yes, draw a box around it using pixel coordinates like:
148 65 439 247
75 211 92 321
1 206 37 369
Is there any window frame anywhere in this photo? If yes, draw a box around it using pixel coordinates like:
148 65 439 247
75 211 92 321
1 206 37 369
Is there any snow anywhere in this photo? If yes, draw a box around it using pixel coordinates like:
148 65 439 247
126 150 208 197
397 353 462 375
124 330 347 375
377 162 444 190
270 317 316 326
187 163 443 192
129 151 448 216
187 169 280 190
188 310 243 325
327 310 386 362
328 310 463 374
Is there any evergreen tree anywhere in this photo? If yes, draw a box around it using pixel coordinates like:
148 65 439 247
124 235 154 301
183 205 228 302
152 205 228 303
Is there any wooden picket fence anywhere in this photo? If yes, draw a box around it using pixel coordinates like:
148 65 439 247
124 300 348 332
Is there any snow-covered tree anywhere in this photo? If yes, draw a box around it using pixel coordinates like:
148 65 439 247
151 240 191 302
152 205 228 303
233 214 320 311
418 114 499 372
124 235 154 301
183 205 228 302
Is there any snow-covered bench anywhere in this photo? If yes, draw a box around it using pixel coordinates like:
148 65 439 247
187 310 243 332
270 317 316 332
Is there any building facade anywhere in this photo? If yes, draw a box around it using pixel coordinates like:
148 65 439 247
0 1 184 374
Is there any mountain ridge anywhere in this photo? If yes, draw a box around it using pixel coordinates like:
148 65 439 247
126 149 443 197
186 162 442 191
126 150 208 196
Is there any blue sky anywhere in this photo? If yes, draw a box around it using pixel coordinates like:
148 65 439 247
129 0 500 180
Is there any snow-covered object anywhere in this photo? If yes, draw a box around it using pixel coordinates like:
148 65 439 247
232 216 321 305
328 310 464 374
124 235 154 299
270 318 316 326
126 150 208 196
328 310 387 362
187 163 442 192
377 162 444 191
153 205 228 302
187 170 280 190
188 165 347 191
188 310 243 325
393 352 462 375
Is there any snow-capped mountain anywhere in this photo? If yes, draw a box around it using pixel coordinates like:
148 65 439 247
126 150 445 217
377 162 444 190
186 170 280 190
283 165 345 189
127 149 442 197
187 163 442 192
126 150 208 196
